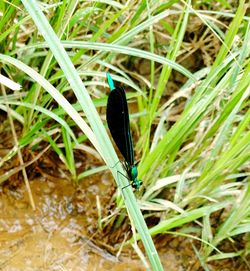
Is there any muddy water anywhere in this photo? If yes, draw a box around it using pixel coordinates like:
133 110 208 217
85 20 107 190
1 176 246 271
0 177 147 271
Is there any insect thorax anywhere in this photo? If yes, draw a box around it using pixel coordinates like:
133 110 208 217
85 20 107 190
130 165 138 179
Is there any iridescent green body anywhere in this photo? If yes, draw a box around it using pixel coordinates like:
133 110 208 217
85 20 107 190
127 164 142 189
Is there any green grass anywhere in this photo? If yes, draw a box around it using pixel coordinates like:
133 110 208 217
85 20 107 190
0 0 249 270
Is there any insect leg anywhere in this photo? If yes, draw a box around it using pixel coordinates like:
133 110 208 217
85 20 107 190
116 170 131 191
109 160 123 169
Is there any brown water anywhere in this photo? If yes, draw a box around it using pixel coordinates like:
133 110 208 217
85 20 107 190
0 177 148 271
1 176 248 270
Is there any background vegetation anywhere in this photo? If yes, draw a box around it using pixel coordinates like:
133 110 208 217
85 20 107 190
0 0 249 270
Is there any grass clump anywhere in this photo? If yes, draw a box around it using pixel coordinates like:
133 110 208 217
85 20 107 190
0 0 249 270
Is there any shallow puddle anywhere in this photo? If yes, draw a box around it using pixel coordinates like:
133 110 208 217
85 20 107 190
1 175 247 270
0 177 149 271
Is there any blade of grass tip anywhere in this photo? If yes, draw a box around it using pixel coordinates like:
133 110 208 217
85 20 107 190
146 201 230 237
0 74 21 91
77 165 108 182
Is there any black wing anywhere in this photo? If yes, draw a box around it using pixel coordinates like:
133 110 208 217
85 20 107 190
106 87 134 166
